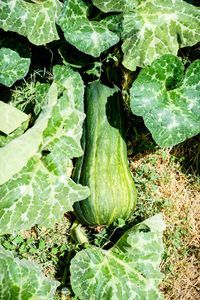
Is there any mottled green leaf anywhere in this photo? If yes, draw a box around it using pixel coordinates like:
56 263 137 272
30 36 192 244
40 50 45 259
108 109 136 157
99 14 123 34
92 0 138 12
122 0 200 70
0 0 62 45
34 83 50 115
0 119 29 148
0 246 59 299
0 156 88 234
70 214 165 300
41 65 87 173
0 83 58 186
0 66 89 234
0 48 30 87
130 55 200 147
0 101 28 135
57 0 119 57
93 0 200 71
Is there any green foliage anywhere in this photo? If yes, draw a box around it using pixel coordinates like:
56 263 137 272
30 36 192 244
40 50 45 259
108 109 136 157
92 0 200 70
0 47 30 87
0 119 30 147
0 246 59 299
130 55 200 147
0 101 28 135
11 80 50 115
70 214 165 300
0 66 89 234
0 0 62 45
92 0 138 12
122 0 200 70
0 217 72 276
57 0 119 57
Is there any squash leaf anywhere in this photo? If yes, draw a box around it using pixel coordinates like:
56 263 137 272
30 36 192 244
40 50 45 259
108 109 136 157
92 0 138 12
0 246 59 299
0 66 89 235
0 83 58 186
122 0 200 70
0 119 30 148
57 0 119 57
70 214 165 300
0 47 30 87
92 0 200 71
130 55 200 147
0 0 62 45
0 101 29 135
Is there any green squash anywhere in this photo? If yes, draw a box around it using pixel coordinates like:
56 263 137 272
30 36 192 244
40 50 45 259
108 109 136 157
73 81 137 226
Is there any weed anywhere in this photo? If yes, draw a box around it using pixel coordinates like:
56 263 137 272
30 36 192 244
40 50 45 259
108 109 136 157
0 217 72 279
10 70 50 115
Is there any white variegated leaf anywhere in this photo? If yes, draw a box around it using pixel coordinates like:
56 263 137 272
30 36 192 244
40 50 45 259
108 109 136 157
70 214 165 300
0 66 89 235
0 119 29 148
0 0 62 45
0 101 28 135
0 246 59 299
0 83 58 186
0 156 88 234
92 0 138 12
93 0 200 71
57 0 119 57
122 0 200 70
0 47 30 87
130 55 200 147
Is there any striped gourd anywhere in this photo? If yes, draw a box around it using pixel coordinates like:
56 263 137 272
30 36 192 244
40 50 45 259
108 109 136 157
73 81 137 226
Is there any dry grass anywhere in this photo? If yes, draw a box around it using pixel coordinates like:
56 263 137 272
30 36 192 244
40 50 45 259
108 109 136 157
130 148 200 300
162 256 200 300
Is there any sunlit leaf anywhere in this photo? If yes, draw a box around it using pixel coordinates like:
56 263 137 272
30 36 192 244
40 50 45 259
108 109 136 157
0 246 59 299
0 48 30 87
0 0 62 45
71 214 165 300
0 101 29 135
130 55 200 147
57 0 119 57
93 0 200 70
0 66 89 234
